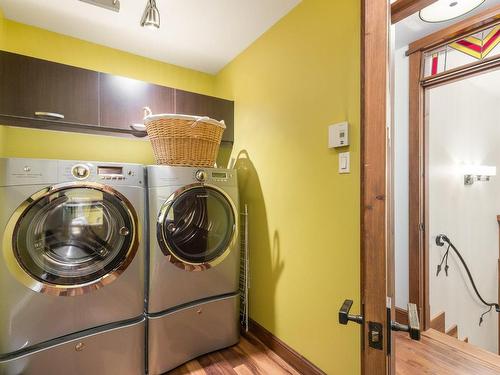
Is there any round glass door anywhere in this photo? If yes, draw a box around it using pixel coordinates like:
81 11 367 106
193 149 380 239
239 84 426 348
8 184 137 292
158 186 236 267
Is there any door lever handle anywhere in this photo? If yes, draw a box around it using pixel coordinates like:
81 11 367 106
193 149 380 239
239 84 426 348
339 299 363 325
391 303 421 340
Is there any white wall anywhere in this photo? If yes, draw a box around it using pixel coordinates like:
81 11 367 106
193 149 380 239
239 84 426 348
428 70 500 353
394 46 409 309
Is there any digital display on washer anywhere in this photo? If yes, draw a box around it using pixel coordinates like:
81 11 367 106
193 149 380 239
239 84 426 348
98 166 123 176
212 172 227 179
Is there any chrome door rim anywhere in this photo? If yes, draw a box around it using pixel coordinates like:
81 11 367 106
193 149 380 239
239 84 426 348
157 183 238 271
2 182 139 296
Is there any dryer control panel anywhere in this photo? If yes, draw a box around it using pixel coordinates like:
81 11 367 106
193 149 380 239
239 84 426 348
147 165 237 188
210 171 231 182
194 169 234 184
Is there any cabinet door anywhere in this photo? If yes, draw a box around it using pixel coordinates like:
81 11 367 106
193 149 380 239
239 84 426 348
175 90 234 142
99 73 174 130
0 51 99 125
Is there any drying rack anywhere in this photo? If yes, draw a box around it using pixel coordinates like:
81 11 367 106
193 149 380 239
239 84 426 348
240 204 249 331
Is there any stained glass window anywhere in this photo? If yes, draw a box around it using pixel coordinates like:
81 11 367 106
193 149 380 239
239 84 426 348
423 24 500 78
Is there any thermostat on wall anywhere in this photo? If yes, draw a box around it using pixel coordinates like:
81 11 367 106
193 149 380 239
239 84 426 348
328 122 349 148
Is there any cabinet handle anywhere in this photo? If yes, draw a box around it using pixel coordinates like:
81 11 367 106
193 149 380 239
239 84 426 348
130 124 147 138
34 112 65 120
130 123 146 131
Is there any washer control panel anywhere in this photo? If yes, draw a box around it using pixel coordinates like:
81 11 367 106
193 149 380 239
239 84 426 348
71 164 91 180
97 165 126 181
61 161 143 186
0 159 144 187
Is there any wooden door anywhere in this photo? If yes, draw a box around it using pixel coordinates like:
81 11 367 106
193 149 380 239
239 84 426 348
362 0 392 373
99 73 174 131
0 51 99 126
174 90 234 142
339 0 393 373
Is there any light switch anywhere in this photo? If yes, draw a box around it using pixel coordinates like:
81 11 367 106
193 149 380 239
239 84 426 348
339 152 350 174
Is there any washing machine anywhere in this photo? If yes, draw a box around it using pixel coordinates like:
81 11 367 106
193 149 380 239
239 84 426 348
147 165 240 374
0 158 145 375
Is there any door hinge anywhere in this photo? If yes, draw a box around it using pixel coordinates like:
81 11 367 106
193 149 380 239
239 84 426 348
419 223 425 231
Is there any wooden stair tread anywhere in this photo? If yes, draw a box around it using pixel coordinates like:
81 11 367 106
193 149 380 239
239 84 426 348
396 329 500 374
430 311 446 333
446 324 458 338
423 329 500 369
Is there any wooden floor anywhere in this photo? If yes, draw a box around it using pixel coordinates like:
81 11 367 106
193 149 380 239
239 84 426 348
167 332 300 375
168 329 500 374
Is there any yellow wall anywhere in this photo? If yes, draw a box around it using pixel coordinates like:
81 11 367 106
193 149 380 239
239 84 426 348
214 1 360 373
0 12 215 163
1 2 361 372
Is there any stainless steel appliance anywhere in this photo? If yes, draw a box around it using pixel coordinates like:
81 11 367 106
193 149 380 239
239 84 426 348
0 158 145 375
147 166 240 374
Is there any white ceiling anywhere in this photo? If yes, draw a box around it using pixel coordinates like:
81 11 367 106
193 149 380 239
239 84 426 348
395 0 500 49
0 0 301 74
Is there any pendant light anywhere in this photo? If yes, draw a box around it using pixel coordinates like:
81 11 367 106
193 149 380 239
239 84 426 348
141 0 160 29
419 0 485 23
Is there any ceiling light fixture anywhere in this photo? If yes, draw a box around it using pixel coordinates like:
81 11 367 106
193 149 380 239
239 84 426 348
79 0 120 12
141 0 161 29
419 0 485 23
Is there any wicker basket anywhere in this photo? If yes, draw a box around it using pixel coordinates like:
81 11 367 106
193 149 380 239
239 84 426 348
143 108 226 167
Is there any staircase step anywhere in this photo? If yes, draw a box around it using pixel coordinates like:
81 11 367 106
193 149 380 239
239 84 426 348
396 329 500 374
430 311 446 333
446 324 458 338
424 329 500 369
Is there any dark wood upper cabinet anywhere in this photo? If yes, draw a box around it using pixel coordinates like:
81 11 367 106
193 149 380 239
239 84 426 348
175 90 234 142
99 73 174 131
0 51 99 126
0 51 234 142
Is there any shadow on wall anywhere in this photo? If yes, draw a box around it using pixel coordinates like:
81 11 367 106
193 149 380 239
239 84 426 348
216 143 233 168
234 149 284 333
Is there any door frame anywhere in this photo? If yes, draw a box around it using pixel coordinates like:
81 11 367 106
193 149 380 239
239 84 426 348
361 1 499 373
406 5 500 331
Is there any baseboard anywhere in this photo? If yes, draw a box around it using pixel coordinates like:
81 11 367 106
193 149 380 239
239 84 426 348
395 307 409 326
245 318 326 375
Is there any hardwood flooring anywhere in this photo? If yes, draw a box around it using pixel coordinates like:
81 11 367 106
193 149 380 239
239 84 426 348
167 332 301 375
168 329 500 374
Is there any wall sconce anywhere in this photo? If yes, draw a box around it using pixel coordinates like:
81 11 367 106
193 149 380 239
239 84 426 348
463 165 496 185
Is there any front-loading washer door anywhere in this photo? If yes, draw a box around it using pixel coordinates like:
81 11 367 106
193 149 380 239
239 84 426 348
157 184 237 270
3 182 139 295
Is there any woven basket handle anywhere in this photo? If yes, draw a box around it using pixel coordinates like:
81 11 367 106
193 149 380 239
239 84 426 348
143 106 153 118
190 116 211 128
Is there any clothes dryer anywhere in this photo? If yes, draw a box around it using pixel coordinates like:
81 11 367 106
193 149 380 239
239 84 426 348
146 166 240 374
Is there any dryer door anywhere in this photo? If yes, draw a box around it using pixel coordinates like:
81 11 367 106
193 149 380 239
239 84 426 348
3 183 139 295
157 184 237 270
